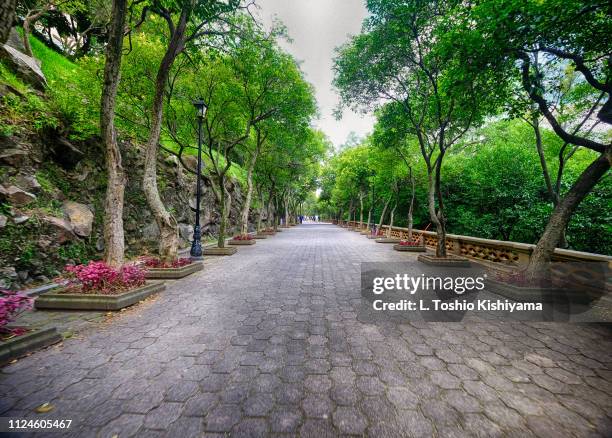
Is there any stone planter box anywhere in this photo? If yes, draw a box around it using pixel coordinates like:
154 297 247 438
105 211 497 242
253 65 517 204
417 254 471 267
487 279 566 303
376 238 401 244
254 234 267 239
203 246 237 256
229 239 256 245
34 282 166 311
0 327 63 365
393 244 427 252
360 230 371 235
367 235 382 239
145 262 203 280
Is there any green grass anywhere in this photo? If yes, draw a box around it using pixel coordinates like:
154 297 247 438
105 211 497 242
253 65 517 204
29 35 79 85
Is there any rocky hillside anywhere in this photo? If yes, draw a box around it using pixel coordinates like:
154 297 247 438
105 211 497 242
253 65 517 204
0 31 251 290
0 129 248 289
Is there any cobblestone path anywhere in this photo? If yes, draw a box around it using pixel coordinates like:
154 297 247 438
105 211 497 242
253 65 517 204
1 225 611 437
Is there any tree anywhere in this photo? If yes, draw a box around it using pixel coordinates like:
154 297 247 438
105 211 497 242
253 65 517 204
100 0 127 267
444 0 611 279
0 0 17 44
334 0 497 257
140 0 248 261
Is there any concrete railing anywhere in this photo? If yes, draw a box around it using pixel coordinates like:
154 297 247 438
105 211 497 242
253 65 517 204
336 220 612 269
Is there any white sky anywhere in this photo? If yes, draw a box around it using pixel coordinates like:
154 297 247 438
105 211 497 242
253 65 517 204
255 0 375 149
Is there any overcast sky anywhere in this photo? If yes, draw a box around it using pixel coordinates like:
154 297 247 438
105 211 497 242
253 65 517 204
255 0 375 150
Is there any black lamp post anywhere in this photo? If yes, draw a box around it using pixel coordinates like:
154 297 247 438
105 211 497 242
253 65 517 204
190 98 207 260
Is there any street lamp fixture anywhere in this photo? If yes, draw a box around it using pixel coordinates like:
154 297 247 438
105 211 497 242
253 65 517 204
190 98 207 260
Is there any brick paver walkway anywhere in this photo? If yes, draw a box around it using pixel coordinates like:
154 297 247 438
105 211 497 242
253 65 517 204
1 224 611 437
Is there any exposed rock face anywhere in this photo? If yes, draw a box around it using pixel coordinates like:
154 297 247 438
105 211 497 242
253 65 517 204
0 214 6 228
48 137 84 169
41 215 77 243
6 28 25 53
62 201 94 237
0 43 47 90
14 174 41 193
0 185 36 206
179 223 194 242
0 147 29 167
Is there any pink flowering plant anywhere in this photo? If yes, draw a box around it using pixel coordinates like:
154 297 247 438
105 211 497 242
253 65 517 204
232 234 254 241
398 240 423 246
141 257 192 269
62 261 146 295
0 290 32 338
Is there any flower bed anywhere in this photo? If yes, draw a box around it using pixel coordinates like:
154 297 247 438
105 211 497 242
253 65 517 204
1 290 32 340
229 234 256 245
393 240 426 252
203 246 237 256
141 257 202 280
1 290 62 363
34 261 165 310
142 257 192 269
417 254 471 267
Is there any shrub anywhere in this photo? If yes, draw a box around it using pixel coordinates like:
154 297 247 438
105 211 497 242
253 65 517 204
0 290 32 337
232 234 253 240
63 261 145 294
142 257 192 269
399 240 422 246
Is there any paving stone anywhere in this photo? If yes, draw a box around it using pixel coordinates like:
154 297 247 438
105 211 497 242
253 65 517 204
204 404 242 432
2 225 611 437
243 393 274 416
270 408 302 433
333 406 367 435
143 402 183 430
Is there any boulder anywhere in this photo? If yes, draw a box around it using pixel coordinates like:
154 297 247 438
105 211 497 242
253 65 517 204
41 215 77 243
0 267 18 289
6 28 26 53
48 137 84 169
0 44 47 90
178 223 194 241
0 214 6 228
0 148 29 167
142 221 160 240
13 214 30 224
14 174 41 193
62 200 93 237
0 185 36 206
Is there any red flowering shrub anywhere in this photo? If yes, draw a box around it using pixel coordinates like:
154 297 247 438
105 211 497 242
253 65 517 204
63 261 146 294
142 257 192 269
399 240 423 246
0 290 32 337
232 234 254 240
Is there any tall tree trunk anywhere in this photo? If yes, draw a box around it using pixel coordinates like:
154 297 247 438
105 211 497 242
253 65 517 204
533 117 569 248
377 197 390 230
100 0 128 267
216 176 232 248
240 148 259 235
0 0 17 44
387 203 397 238
256 191 264 232
284 195 289 226
366 208 372 230
142 8 190 262
359 192 364 229
407 170 415 240
433 157 448 258
525 152 610 281
427 171 444 256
